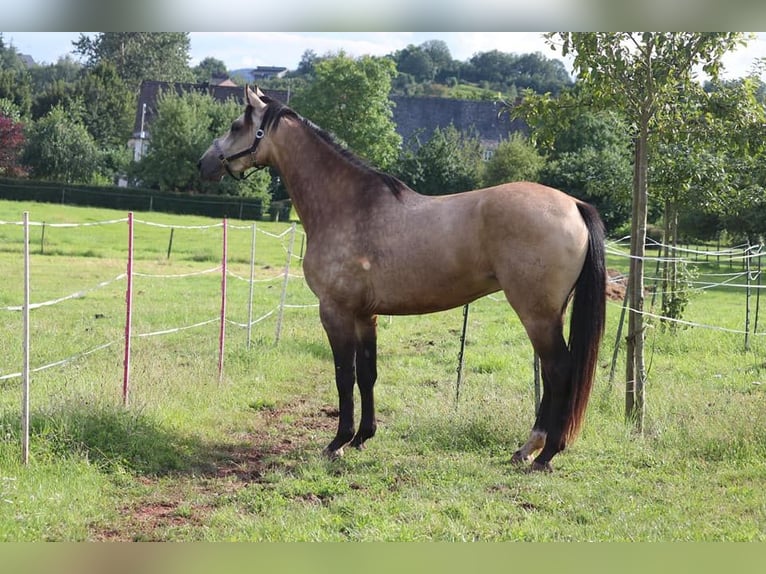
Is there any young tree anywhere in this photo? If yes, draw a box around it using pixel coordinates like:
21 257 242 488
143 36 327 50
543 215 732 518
482 133 544 187
395 124 482 195
552 32 746 430
74 61 135 148
289 51 402 171
22 105 99 184
193 57 228 83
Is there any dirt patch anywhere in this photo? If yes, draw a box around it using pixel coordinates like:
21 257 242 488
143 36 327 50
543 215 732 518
91 400 339 541
606 268 627 301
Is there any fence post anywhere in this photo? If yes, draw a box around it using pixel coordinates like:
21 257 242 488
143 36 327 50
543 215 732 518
755 246 762 334
609 286 630 384
166 228 175 259
275 222 296 345
218 218 228 382
21 212 30 465
122 212 134 407
455 303 470 407
745 242 751 351
247 222 257 350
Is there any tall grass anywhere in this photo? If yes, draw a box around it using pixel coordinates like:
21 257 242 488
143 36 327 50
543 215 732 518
0 200 763 541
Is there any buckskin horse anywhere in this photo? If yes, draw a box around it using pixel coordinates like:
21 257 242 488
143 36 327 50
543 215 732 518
198 86 606 472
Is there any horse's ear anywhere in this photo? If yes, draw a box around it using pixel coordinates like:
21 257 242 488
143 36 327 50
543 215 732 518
246 85 267 111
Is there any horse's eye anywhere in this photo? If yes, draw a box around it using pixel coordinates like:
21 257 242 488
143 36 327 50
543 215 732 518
230 121 241 133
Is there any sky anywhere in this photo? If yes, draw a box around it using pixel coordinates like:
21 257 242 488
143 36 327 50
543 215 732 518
3 31 766 81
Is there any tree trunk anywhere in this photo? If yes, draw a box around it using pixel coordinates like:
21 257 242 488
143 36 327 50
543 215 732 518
626 113 649 433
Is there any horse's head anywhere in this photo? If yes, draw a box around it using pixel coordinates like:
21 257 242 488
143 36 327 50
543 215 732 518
198 85 270 181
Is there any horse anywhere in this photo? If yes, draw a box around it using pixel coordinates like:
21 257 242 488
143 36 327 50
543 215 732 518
198 86 606 472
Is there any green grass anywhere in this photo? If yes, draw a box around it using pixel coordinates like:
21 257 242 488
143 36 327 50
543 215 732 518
0 199 764 541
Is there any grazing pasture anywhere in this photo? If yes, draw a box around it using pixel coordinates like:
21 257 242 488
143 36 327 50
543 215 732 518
0 200 763 541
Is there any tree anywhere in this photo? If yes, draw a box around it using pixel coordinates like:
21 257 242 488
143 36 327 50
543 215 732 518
73 61 135 148
131 90 270 206
396 45 436 83
193 57 228 83
22 105 100 184
289 51 402 171
553 32 746 430
0 35 32 117
482 133 544 187
73 33 194 92
395 124 482 195
510 88 635 231
0 112 26 177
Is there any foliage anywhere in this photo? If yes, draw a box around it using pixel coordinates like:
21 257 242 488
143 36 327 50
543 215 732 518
481 133 544 187
290 52 402 171
553 32 747 424
73 32 195 92
193 57 228 83
394 124 482 195
461 50 572 95
0 114 27 176
130 89 270 206
510 90 634 231
0 35 32 118
21 105 100 184
74 61 136 149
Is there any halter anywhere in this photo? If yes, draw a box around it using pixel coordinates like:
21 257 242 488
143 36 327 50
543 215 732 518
214 120 267 181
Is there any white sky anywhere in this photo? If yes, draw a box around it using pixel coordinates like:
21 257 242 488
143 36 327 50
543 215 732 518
3 31 766 81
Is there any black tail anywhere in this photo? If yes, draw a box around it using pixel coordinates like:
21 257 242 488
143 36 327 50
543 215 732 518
563 201 607 445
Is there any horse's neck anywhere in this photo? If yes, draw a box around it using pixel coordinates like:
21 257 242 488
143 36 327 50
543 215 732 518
269 120 369 236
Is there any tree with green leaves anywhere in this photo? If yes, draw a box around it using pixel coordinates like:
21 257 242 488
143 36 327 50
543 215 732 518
22 105 99 184
193 57 228 83
552 32 746 430
395 124 482 195
73 33 194 93
289 51 402 171
74 61 135 149
0 35 32 118
509 89 634 231
482 133 544 188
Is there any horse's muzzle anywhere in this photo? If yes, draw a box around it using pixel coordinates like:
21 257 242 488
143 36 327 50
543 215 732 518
198 151 225 181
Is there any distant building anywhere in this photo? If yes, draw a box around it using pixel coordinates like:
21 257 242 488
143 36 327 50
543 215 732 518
18 53 36 68
251 66 287 80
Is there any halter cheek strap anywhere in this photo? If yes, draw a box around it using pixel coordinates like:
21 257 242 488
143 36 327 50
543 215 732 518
215 127 266 181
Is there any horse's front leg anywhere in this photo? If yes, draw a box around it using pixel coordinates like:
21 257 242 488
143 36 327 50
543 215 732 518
351 315 377 449
320 303 356 458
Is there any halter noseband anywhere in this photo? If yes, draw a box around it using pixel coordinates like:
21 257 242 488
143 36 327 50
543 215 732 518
214 121 267 181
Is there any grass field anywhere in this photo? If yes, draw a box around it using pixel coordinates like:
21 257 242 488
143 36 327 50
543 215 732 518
0 199 764 541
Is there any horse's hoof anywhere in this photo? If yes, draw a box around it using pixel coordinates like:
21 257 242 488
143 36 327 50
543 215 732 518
322 446 344 460
511 450 528 464
530 460 553 473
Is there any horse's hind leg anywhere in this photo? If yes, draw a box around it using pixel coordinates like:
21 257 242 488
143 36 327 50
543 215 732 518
351 315 378 449
512 318 572 472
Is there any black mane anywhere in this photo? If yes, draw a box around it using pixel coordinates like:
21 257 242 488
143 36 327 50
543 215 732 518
258 95 406 199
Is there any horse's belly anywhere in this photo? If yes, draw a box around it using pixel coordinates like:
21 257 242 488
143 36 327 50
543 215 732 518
371 272 500 315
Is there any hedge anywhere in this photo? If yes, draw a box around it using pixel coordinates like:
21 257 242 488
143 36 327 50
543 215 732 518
0 177 290 221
